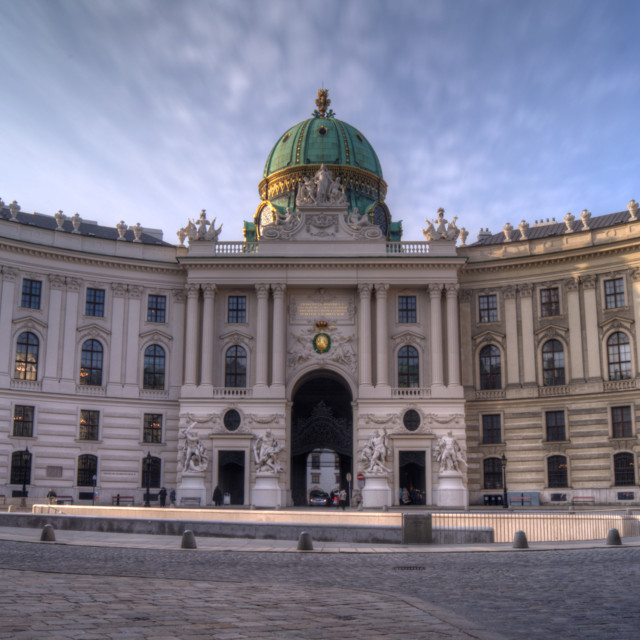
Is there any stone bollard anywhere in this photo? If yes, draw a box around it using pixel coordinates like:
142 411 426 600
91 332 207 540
512 530 528 549
40 524 56 542
297 531 313 551
606 528 622 546
181 529 197 549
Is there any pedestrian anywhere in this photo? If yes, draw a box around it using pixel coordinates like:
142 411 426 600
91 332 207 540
213 485 223 506
169 488 176 506
46 488 57 505
158 487 167 507
339 488 347 510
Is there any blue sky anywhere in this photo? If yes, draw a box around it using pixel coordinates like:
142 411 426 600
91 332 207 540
1 0 639 243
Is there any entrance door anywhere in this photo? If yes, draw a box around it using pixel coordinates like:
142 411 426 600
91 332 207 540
399 450 426 505
290 375 353 506
218 450 245 505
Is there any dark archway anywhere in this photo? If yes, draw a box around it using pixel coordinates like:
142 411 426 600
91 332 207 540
218 450 245 505
291 374 353 506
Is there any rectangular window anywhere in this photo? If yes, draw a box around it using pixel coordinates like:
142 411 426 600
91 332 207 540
398 295 417 323
482 414 501 444
21 279 42 309
478 294 498 323
311 453 320 469
611 406 632 438
311 473 320 484
143 414 163 443
540 287 560 317
147 295 166 323
79 410 100 441
85 288 105 317
546 411 566 441
13 405 34 437
604 278 625 309
228 295 246 323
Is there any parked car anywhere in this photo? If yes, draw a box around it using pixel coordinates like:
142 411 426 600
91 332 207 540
308 489 331 506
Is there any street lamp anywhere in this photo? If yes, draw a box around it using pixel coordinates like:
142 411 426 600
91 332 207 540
501 453 508 509
92 474 97 506
21 447 30 507
144 451 152 507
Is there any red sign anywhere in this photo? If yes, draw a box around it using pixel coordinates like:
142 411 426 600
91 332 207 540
357 473 364 481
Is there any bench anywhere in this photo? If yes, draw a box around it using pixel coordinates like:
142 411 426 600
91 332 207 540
112 495 135 506
56 496 74 505
571 496 595 505
510 496 532 506
180 497 201 507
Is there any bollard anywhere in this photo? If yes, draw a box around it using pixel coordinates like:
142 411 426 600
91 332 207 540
181 529 197 549
382 504 389 512
512 530 528 549
40 524 56 542
606 528 622 546
297 531 313 551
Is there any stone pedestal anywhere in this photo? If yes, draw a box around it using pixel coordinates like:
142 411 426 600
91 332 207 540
435 470 468 508
177 473 207 506
362 475 392 508
251 473 282 508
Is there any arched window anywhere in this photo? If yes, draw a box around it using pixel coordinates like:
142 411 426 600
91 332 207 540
80 339 103 386
479 345 501 390
542 339 565 386
10 450 32 485
77 454 97 486
607 332 631 381
483 458 503 490
613 452 635 486
143 344 165 390
398 345 419 388
14 332 39 381
141 456 161 489
225 346 247 388
547 455 568 488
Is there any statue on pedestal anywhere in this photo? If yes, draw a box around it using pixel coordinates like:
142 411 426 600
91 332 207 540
253 430 284 473
179 421 208 472
359 428 391 474
435 430 467 473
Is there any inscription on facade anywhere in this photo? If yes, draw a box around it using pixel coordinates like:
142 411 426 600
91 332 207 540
289 291 355 324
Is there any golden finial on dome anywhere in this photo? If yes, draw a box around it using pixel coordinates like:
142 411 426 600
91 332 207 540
313 89 335 118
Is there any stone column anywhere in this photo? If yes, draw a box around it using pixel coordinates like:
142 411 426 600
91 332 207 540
632 269 640 373
358 284 373 387
429 284 444 388
519 284 536 384
60 278 80 385
255 284 270 388
374 283 389 387
582 275 601 380
43 275 66 389
504 286 520 385
108 283 127 387
170 289 186 389
183 284 200 386
0 269 17 382
458 289 473 387
271 284 286 388
124 286 143 388
445 284 461 387
200 284 216 387
566 278 585 382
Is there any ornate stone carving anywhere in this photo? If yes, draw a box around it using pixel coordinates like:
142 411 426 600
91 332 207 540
176 227 187 247
2 268 17 282
503 222 514 242
459 227 469 246
130 222 143 243
295 164 346 207
435 430 467 473
565 278 580 291
111 282 127 297
422 208 460 242
54 210 65 230
116 220 127 240
173 288 186 303
179 421 208 472
503 285 516 300
519 283 533 297
580 209 591 229
563 212 575 232
128 285 144 299
8 201 20 221
48 274 66 290
518 220 530 240
253 429 284 473
581 274 597 289
459 289 473 303
71 213 82 233
288 326 356 372
628 199 639 221
359 429 391 474
202 284 216 299
425 413 465 426
66 278 81 292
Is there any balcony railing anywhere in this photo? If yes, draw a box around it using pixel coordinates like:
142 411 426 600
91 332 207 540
538 385 570 397
474 389 506 401
212 387 253 397
391 387 431 398
604 378 637 392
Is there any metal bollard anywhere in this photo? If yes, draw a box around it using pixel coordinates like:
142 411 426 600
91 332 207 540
40 524 56 542
606 528 622 546
181 529 197 549
297 531 313 551
512 530 529 549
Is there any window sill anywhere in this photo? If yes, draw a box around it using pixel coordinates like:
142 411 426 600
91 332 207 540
140 441 166 446
543 439 571 444
8 434 36 440
75 439 102 444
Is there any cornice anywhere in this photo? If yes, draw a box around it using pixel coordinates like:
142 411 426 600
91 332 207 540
179 258 466 271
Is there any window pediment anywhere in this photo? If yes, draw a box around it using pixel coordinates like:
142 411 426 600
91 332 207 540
599 316 634 333
535 324 568 342
220 329 254 350
391 329 425 347
139 329 173 343
77 323 111 340
473 330 505 348
12 316 48 332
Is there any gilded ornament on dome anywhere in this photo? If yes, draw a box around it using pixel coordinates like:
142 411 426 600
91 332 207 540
313 88 335 119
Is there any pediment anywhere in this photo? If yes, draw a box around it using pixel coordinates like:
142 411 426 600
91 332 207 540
391 329 425 346
600 316 634 332
534 324 568 339
12 316 48 331
77 323 111 340
472 330 505 347
139 328 173 343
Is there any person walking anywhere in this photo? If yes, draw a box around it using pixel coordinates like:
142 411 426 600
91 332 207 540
338 488 347 510
213 485 223 506
158 487 167 507
169 488 176 507
46 488 57 505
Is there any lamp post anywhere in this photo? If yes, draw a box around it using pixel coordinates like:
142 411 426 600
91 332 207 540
21 447 30 507
501 453 508 509
144 451 152 507
92 474 97 506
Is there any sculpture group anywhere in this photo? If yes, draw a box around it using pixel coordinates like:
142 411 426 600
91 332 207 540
359 428 391 474
435 430 467 473
253 429 284 474
296 164 347 207
179 422 208 473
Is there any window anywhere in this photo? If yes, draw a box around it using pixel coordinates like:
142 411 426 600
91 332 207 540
542 339 565 386
13 405 34 437
21 279 41 309
547 455 568 488
311 473 320 484
143 344 165 390
611 406 632 438
14 332 39 381
225 345 247 387
334 455 340 470
143 414 163 443
397 345 419 387
228 296 246 323
311 453 320 469
403 409 421 431
604 277 625 309
614 452 635 486
483 458 503 490
540 287 560 317
85 288 105 317
10 450 32 485
223 410 241 432
482 414 501 444
607 332 631 380
141 456 161 488
80 339 103 386
545 411 566 441
147 295 166 323
79 410 100 440
398 295 417 323
478 294 497 323
77 454 97 486
479 345 501 390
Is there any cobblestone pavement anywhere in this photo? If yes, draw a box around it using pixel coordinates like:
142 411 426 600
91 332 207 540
1 539 639 639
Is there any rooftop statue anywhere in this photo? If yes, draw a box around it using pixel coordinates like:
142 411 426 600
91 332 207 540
296 164 347 207
422 208 461 242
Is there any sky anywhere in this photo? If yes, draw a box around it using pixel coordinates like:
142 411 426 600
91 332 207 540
1 0 639 244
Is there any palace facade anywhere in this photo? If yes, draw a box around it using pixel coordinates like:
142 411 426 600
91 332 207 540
2 92 639 507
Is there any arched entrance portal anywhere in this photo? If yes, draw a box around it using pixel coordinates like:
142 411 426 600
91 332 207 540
290 374 353 506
